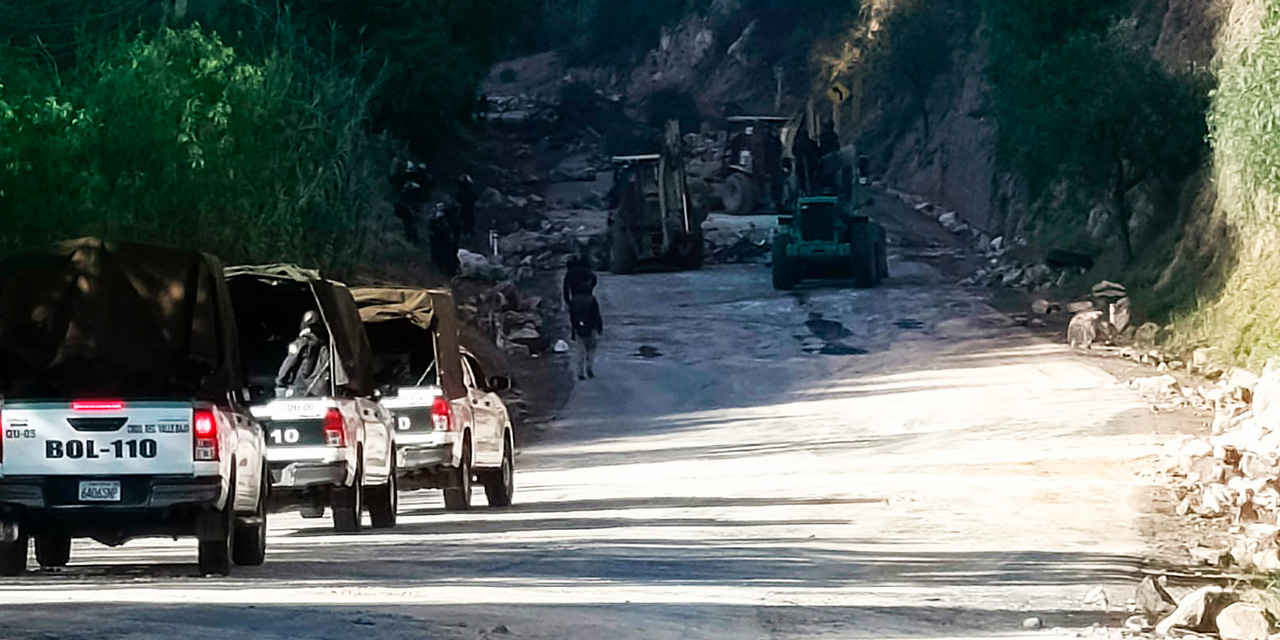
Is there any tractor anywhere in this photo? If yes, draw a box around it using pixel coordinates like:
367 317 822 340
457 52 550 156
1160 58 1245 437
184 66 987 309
718 115 793 215
770 158 887 290
607 121 705 274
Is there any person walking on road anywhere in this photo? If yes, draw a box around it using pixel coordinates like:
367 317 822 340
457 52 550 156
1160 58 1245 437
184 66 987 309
563 254 598 307
563 253 601 380
569 292 603 380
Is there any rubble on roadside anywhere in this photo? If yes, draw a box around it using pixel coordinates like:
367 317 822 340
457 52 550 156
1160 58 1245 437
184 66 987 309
1151 357 1280 578
703 221 771 264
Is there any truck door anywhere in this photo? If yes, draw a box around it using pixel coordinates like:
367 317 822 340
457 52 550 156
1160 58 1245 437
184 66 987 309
461 354 500 465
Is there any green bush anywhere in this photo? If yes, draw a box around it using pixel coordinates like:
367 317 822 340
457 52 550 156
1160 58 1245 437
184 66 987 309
980 1 1208 262
0 26 386 269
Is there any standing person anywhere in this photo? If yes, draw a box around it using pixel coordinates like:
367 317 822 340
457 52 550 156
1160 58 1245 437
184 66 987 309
791 127 820 196
562 254 598 307
818 121 842 192
569 293 603 380
428 204 460 277
456 174 478 241
392 159 433 244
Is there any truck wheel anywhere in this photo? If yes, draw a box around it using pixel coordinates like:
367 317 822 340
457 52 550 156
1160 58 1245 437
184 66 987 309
34 535 70 568
443 441 473 511
723 173 755 215
332 461 364 533
850 222 878 289
232 474 268 567
771 235 797 290
874 224 888 282
482 434 515 508
0 534 27 576
609 225 637 275
368 461 398 529
198 506 234 576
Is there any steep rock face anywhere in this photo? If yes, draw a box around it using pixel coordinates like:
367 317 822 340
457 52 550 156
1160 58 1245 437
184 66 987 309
868 0 1225 237
1154 0 1227 67
877 41 1006 234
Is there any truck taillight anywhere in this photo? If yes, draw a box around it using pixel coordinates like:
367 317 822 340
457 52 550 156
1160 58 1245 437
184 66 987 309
193 408 219 461
323 408 347 447
72 400 124 411
431 396 453 431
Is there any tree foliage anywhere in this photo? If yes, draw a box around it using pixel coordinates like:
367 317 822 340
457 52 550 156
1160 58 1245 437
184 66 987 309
980 0 1208 260
0 26 384 268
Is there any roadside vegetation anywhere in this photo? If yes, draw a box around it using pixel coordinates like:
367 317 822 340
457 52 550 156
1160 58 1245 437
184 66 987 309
1172 0 1280 368
0 0 520 269
981 0 1209 265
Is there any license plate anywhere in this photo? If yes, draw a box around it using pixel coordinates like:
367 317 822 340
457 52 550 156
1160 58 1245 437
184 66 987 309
78 480 121 502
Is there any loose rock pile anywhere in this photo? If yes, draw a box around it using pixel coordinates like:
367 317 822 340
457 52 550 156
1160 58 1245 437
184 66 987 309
459 280 553 359
1155 359 1280 578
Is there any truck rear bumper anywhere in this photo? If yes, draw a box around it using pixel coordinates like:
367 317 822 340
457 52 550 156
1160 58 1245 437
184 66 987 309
0 476 221 510
398 443 450 472
268 460 347 491
0 476 223 540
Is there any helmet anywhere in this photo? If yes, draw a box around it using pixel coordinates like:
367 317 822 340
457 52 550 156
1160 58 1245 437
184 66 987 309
459 174 473 185
299 310 322 331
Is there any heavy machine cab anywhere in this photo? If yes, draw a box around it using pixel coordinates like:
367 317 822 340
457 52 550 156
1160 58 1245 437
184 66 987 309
771 172 888 290
719 115 792 215
607 121 705 274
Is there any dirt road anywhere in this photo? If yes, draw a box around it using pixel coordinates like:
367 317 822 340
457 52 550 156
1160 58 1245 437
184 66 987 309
0 204 1186 639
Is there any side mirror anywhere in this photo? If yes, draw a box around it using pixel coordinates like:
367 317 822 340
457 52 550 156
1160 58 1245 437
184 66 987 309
488 376 512 392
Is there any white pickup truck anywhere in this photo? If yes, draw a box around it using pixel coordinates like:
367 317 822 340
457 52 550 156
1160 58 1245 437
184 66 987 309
0 239 268 576
353 287 515 510
227 265 397 532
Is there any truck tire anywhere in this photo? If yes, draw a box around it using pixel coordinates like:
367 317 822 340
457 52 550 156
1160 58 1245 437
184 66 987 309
0 534 27 576
198 505 234 576
368 461 398 529
443 441 473 511
771 235 798 290
332 460 364 533
482 433 515 508
723 173 755 215
609 225 637 275
850 222 878 289
35 534 70 568
232 474 268 567
874 223 888 282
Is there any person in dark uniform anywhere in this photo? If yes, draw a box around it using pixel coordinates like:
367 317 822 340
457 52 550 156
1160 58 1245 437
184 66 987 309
792 128 820 196
428 203 460 277
275 311 331 398
818 122 842 193
392 160 433 244
456 174 478 240
562 254 598 307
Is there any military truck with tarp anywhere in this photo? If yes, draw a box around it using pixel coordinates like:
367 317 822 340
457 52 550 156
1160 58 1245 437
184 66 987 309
352 287 515 510
225 264 397 532
0 238 269 576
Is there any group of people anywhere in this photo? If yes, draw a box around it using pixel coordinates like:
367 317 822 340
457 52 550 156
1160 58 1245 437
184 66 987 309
791 121 842 196
390 158 480 277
